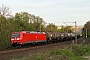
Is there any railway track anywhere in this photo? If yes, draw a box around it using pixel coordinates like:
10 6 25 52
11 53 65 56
0 38 84 60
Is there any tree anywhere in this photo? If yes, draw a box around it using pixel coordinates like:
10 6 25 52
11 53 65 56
14 12 35 31
58 25 73 33
84 20 90 37
0 4 12 50
59 25 65 32
0 4 11 17
46 23 57 32
64 26 73 33
32 16 46 31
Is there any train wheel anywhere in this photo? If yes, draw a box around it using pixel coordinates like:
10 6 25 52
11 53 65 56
47 40 51 44
12 45 16 47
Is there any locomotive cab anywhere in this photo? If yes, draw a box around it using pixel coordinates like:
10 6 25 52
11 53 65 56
11 31 26 46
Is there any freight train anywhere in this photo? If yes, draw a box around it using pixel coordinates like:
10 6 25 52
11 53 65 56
10 31 81 47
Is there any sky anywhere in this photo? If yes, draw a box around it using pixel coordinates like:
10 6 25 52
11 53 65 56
1 0 90 26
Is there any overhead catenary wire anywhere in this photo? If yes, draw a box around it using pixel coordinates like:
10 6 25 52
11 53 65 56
63 21 77 44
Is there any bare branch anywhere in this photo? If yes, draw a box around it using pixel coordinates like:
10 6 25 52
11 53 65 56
0 4 12 17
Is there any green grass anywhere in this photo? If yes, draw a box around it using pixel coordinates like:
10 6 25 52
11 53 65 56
11 38 90 60
11 44 90 60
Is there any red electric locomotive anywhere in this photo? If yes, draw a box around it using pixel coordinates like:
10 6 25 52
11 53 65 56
10 31 47 46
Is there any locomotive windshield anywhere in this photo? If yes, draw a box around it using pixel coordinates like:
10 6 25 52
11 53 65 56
12 34 20 37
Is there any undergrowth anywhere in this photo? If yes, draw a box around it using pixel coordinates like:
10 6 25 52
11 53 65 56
11 44 90 60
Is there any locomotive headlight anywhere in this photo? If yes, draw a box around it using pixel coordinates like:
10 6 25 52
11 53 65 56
11 38 14 40
17 38 20 40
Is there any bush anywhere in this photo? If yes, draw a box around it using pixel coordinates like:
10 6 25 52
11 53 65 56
49 48 74 57
72 44 88 56
11 44 89 60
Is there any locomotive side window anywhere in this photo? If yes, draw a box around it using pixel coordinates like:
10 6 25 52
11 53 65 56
12 34 20 37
